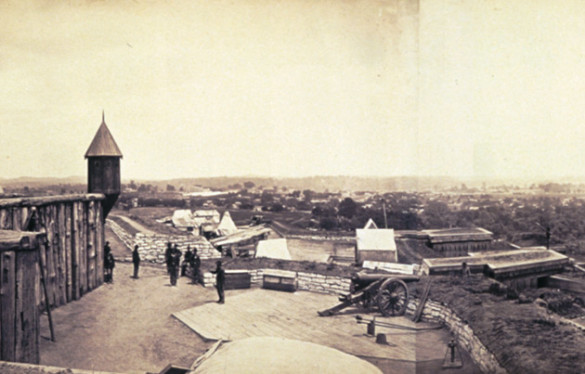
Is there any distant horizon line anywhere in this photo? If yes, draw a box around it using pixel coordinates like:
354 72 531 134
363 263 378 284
2 174 585 183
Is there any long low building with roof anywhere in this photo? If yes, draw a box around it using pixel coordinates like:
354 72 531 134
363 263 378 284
423 227 493 256
421 247 570 289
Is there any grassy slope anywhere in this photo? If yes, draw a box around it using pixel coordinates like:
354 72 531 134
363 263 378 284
418 276 585 374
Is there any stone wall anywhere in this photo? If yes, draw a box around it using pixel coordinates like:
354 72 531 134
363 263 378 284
202 268 351 295
106 219 220 263
406 298 507 374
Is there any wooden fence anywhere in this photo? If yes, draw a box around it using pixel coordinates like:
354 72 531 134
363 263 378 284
0 194 105 308
0 230 43 364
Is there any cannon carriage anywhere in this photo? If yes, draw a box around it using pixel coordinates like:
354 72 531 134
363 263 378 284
318 273 419 317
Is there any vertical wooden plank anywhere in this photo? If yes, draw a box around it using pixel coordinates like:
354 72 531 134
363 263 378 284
0 209 8 230
65 205 72 302
87 201 96 290
18 207 28 231
78 202 87 296
9 208 17 231
33 248 40 364
37 213 46 309
46 206 57 307
95 202 104 286
15 249 39 364
38 207 48 308
1 251 16 361
71 202 80 300
57 203 66 306
14 251 23 362
0 250 3 357
51 205 59 306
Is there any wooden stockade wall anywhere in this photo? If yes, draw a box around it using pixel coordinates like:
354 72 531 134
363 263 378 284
0 194 106 309
0 230 43 364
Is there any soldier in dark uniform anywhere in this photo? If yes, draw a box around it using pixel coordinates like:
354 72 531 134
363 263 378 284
104 242 115 283
132 244 141 278
181 246 193 277
165 242 173 275
190 248 201 284
169 245 182 286
210 260 225 303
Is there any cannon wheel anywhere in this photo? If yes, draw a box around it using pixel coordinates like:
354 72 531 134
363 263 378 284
377 278 409 316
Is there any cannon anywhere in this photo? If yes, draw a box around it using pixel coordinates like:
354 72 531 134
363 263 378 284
318 273 419 317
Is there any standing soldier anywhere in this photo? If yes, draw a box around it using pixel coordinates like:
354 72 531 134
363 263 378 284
190 248 201 284
165 242 173 275
104 242 115 283
169 245 182 286
182 245 193 277
210 260 225 303
132 244 141 278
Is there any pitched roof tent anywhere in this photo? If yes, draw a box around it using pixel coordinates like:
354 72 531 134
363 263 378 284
84 112 123 158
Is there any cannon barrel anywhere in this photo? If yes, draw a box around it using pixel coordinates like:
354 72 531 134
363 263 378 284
351 273 420 287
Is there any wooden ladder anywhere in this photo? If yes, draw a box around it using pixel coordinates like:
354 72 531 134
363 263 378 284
412 278 432 323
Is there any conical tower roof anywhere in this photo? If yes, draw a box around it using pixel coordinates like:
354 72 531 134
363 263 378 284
84 112 123 158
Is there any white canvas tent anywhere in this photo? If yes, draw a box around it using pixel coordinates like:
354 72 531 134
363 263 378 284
217 211 238 236
255 238 292 260
355 228 397 264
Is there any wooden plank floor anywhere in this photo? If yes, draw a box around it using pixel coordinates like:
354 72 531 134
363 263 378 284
173 288 448 362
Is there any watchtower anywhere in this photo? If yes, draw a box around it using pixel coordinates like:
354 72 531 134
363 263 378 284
85 112 123 218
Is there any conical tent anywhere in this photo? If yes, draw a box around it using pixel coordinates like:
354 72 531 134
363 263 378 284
363 218 378 229
217 211 238 236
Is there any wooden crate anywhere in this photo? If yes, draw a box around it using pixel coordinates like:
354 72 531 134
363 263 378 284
224 270 251 290
263 271 297 292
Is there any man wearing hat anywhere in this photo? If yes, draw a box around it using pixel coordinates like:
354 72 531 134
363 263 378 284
210 260 225 303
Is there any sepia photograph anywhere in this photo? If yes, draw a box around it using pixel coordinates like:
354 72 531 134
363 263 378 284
1 0 585 373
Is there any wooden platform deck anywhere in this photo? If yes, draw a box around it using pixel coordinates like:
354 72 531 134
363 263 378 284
173 288 448 362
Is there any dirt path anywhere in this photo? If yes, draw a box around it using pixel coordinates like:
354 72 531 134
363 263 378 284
111 214 158 236
40 262 215 373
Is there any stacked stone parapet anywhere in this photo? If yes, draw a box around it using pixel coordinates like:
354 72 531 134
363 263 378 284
106 219 220 263
201 268 351 295
406 298 507 374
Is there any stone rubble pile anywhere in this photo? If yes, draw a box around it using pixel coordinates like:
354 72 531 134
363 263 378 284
106 219 221 263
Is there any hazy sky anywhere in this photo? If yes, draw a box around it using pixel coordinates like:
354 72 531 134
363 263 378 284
2 0 585 180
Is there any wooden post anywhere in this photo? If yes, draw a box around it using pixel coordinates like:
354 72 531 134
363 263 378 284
65 206 72 302
0 209 8 229
87 201 96 290
95 203 104 286
38 242 54 343
1 251 16 361
15 249 40 363
80 202 88 295
71 202 79 300
57 203 66 306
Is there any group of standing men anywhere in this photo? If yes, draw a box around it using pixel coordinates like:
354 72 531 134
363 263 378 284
165 242 202 286
104 241 225 304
